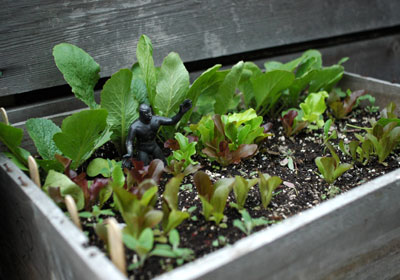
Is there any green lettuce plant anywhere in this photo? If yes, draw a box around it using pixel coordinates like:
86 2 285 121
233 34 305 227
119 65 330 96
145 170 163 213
189 109 268 166
230 176 258 210
258 172 282 209
150 229 194 266
327 89 368 119
123 227 154 269
233 209 272 236
299 91 329 129
193 171 235 224
161 174 190 234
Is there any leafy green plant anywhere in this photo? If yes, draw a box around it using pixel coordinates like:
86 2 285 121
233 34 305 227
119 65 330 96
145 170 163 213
230 176 258 210
281 109 307 137
53 109 112 170
79 205 115 226
365 121 400 164
100 69 139 154
161 174 190 234
233 209 272 236
86 158 120 178
43 157 112 211
124 159 164 192
123 227 154 269
190 110 266 166
53 43 100 109
258 172 282 209
150 229 194 265
0 119 30 171
164 133 201 176
113 179 163 239
315 139 353 184
299 91 329 129
327 89 367 119
193 171 235 224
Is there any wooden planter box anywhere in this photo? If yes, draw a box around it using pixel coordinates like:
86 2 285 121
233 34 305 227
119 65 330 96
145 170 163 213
1 73 400 280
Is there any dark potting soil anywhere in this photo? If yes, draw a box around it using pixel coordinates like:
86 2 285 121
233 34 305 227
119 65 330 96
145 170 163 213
81 108 400 280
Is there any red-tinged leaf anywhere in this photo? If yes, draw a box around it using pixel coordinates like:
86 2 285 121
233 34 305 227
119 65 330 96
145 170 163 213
187 135 198 143
343 89 366 114
262 122 273 133
55 154 71 169
292 121 308 135
89 178 109 205
48 186 64 204
212 114 225 137
147 159 164 184
164 139 180 150
193 171 214 201
218 141 230 157
231 144 257 164
183 163 202 176
282 110 298 128
72 172 90 209
202 147 218 159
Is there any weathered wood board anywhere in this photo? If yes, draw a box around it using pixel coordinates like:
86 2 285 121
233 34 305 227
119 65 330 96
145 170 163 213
1 0 400 97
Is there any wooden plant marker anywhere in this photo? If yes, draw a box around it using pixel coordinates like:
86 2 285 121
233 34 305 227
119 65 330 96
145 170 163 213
107 218 127 276
28 156 41 188
0 107 9 125
65 194 82 231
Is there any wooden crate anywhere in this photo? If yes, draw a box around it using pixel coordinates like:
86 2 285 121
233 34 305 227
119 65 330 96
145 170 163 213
1 1 400 279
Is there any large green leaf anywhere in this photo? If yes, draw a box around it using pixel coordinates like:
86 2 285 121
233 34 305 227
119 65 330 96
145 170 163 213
0 122 26 165
155 52 189 117
238 62 262 106
309 65 344 93
53 109 110 169
43 170 85 210
252 70 295 114
53 43 100 109
26 118 61 160
131 63 149 105
136 35 157 106
101 69 139 153
214 61 244 115
179 64 222 126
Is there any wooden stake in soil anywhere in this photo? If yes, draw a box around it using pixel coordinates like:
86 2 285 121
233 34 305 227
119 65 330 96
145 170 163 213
107 218 127 276
0 107 9 125
28 156 41 188
65 195 82 231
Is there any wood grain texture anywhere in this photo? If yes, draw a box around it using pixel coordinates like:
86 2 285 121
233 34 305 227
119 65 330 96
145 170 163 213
1 0 400 97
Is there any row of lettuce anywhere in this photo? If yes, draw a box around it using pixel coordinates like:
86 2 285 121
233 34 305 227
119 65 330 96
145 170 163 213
1 34 400 270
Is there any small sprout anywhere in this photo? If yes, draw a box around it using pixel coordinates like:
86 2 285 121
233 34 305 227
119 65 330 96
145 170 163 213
124 228 154 269
150 229 194 265
233 209 272 236
258 172 282 209
232 175 258 210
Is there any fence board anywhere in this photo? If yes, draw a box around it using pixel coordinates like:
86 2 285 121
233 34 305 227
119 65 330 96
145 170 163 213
1 0 400 96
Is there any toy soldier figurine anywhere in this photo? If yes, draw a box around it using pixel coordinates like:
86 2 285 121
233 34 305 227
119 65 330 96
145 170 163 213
123 99 192 166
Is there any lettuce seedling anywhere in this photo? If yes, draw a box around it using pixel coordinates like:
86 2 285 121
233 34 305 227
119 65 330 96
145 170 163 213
165 133 200 176
87 158 120 178
124 159 164 192
233 209 272 236
150 229 194 266
79 205 115 226
365 121 400 164
193 171 235 224
113 181 163 239
315 139 352 184
258 172 282 209
123 227 154 269
231 176 258 210
161 174 190 234
300 91 329 129
281 109 308 137
328 89 367 119
190 112 262 166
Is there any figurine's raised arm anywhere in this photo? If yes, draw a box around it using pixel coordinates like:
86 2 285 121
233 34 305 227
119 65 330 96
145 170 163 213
157 99 192 126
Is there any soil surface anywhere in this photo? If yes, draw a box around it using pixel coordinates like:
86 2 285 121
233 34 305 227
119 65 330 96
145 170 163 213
81 107 400 280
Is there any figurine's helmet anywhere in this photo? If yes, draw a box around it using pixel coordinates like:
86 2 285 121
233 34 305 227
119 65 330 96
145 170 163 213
139 104 152 123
